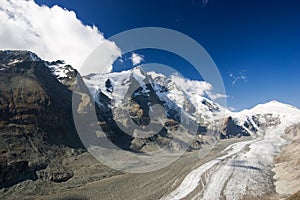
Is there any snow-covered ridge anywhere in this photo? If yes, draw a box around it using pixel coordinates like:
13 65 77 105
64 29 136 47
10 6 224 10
239 100 299 116
47 60 75 79
82 67 300 130
0 50 77 85
83 68 137 106
83 67 228 123
232 100 300 129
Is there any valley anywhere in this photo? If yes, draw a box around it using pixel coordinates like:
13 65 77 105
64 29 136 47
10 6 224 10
162 127 284 200
0 139 246 200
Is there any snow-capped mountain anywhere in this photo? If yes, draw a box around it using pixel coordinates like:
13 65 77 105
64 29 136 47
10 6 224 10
82 66 300 144
47 60 76 79
2 50 299 151
232 100 300 133
83 67 227 123
81 67 232 151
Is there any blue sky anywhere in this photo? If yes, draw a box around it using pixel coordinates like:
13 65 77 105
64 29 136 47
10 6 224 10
35 0 300 111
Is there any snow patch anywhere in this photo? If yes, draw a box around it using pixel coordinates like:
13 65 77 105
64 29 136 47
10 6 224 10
132 67 147 91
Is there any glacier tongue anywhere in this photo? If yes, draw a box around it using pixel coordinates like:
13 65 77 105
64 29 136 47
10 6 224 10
161 98 300 200
162 111 300 200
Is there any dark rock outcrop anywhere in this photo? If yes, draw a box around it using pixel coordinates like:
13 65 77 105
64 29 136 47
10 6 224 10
0 160 37 188
220 116 251 139
37 165 74 183
202 99 220 112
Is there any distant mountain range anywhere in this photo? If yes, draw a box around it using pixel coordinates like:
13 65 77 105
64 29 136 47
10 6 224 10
1 50 300 198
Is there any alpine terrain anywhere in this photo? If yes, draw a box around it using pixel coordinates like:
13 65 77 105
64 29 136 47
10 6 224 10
0 50 299 200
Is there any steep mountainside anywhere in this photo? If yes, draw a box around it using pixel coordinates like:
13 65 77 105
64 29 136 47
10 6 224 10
0 50 84 188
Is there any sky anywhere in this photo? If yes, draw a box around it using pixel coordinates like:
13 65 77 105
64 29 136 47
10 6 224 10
2 0 300 111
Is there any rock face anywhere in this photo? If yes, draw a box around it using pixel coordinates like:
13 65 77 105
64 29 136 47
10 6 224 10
220 116 251 139
201 99 219 112
0 160 37 188
0 50 84 188
37 165 74 183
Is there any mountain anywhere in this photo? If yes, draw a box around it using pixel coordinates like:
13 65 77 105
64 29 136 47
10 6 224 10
0 50 85 188
0 50 300 199
83 67 298 151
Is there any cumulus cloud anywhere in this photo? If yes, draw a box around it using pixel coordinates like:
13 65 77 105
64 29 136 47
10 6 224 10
130 52 144 66
0 0 121 73
206 92 228 100
171 74 227 100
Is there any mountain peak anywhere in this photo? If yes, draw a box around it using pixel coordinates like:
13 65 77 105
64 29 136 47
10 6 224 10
239 100 300 117
264 100 297 109
131 66 146 75
0 50 41 66
269 100 285 105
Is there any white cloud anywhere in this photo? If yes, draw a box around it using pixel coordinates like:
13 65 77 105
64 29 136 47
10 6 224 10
171 74 227 100
229 69 247 85
207 92 228 100
228 106 236 111
185 79 227 100
130 52 144 66
0 0 121 73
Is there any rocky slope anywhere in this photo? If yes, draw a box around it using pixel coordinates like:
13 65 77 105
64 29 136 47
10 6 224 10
273 122 300 198
0 50 85 188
